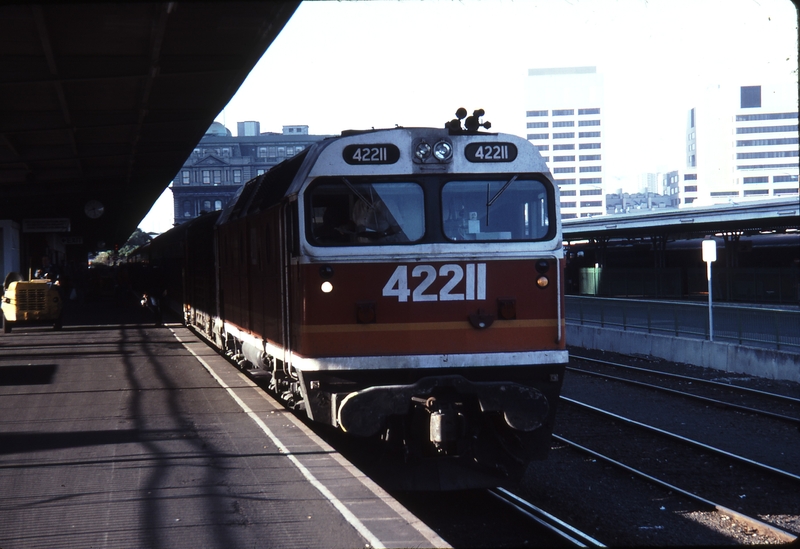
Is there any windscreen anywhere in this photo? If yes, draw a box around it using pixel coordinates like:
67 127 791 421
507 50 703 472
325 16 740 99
442 178 550 241
307 178 425 245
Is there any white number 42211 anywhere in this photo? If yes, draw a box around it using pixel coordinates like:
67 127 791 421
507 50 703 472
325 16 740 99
381 264 486 302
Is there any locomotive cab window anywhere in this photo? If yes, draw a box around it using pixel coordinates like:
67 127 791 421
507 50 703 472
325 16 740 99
307 178 425 245
442 177 551 241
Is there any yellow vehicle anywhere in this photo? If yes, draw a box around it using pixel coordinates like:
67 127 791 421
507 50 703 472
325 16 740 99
2 272 63 333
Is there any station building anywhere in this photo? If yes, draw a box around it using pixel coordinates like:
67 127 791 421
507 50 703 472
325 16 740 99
170 121 332 224
525 66 606 219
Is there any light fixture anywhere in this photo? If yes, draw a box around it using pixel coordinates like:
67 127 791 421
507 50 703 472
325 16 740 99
321 281 333 293
536 276 549 288
414 141 432 160
433 140 453 161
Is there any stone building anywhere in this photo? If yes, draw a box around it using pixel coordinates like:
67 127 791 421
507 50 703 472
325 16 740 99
170 121 332 224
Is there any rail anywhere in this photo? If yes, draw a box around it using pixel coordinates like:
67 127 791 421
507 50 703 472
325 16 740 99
565 295 800 353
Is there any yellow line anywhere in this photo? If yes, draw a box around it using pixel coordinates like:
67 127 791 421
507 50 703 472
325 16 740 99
301 319 562 334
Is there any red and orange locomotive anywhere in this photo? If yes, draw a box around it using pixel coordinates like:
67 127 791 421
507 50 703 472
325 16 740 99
168 113 567 489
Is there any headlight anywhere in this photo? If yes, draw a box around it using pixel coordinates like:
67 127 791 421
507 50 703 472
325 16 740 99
321 281 333 293
414 141 432 160
536 276 549 288
433 140 453 161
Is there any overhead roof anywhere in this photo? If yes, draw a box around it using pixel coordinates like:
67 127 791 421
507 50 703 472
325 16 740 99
562 197 800 241
0 2 299 249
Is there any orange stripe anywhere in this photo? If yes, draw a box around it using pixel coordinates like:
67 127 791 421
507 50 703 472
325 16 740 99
300 319 563 334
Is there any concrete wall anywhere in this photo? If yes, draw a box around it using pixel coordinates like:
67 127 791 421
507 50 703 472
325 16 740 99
567 323 800 383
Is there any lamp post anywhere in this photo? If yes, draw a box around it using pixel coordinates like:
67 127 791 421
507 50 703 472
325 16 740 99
702 238 717 341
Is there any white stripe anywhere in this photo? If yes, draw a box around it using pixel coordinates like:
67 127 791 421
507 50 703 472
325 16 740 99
170 329 385 549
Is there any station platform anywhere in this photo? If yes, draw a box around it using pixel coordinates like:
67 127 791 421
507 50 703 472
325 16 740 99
0 299 448 549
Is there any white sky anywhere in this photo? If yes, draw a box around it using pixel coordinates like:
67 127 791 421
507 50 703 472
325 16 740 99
140 0 798 233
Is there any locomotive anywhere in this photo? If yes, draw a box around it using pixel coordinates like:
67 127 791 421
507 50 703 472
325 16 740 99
148 111 567 489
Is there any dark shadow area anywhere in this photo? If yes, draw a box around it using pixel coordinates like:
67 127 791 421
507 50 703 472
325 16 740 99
0 364 58 385
0 429 142 454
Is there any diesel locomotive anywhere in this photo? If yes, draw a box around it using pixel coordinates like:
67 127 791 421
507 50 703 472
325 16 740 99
148 111 568 489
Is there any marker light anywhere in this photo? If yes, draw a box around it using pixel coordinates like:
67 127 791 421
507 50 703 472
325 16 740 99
433 140 453 161
321 281 333 293
536 276 549 288
414 141 432 160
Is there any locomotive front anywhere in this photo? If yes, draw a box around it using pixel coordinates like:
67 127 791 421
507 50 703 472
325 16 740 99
287 125 566 489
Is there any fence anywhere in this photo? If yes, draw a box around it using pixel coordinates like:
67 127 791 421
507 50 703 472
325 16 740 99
565 295 800 353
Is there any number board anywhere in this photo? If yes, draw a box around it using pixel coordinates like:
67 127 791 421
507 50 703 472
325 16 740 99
343 144 400 165
464 142 518 163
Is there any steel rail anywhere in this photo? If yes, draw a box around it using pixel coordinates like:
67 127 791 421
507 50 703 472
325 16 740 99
560 396 800 484
566 366 800 426
570 354 800 406
552 434 798 544
488 487 606 548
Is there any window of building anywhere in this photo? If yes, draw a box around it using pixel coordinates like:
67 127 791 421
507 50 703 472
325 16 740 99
580 189 602 196
527 133 549 140
257 169 266 176
684 185 698 192
736 124 798 134
258 147 267 157
233 169 242 183
685 197 696 204
182 171 190 184
743 190 769 196
553 109 574 116
553 132 575 139
579 155 601 161
553 121 574 127
741 85 761 109
554 167 575 174
527 122 549 128
737 138 799 147
553 156 575 162
690 154 696 167
578 108 601 115
579 166 601 173
683 174 697 180
277 147 286 157
580 201 602 207
526 110 548 117
774 175 799 183
183 201 192 217
743 176 769 184
213 170 221 184
558 178 576 185
579 143 601 149
578 131 601 138
202 170 210 184
710 191 739 197
296 146 305 153
203 200 212 212
690 108 695 128
540 156 550 162
580 178 602 184
560 202 576 208
268 146 277 158
534 144 550 151
736 112 798 122
560 190 576 196
578 120 600 127
553 144 574 150
775 187 799 194
287 147 295 157
215 200 223 211
737 151 799 160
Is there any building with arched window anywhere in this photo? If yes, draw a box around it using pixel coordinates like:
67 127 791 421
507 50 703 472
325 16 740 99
170 121 331 223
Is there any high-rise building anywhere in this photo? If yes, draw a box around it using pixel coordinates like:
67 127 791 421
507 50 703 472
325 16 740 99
170 122 331 224
681 81 798 206
525 66 605 219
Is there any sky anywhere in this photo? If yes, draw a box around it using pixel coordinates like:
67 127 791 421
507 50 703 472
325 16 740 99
139 0 798 233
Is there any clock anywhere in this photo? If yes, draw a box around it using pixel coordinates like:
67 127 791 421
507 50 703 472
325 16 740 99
84 200 105 219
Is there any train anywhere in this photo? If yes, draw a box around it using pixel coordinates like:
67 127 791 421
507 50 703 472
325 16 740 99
140 111 567 490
